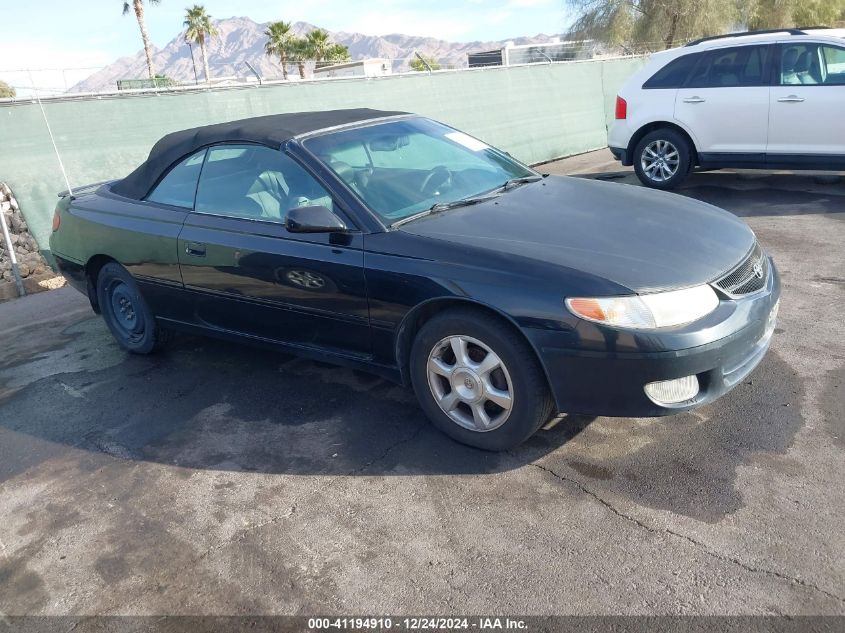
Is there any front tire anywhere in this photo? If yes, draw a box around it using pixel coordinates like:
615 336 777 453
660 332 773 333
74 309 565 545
633 129 693 190
410 308 554 451
96 262 165 354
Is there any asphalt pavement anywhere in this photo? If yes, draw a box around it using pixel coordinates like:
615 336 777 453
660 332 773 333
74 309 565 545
0 151 843 617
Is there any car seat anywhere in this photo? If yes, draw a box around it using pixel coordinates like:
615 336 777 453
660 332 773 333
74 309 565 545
285 168 333 212
794 51 818 84
781 48 801 84
247 170 289 220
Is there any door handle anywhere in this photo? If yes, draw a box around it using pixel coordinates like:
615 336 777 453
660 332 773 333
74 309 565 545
184 242 206 257
682 96 706 103
777 95 805 102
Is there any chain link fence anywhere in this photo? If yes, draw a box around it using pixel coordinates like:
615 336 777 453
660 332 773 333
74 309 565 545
1 44 641 99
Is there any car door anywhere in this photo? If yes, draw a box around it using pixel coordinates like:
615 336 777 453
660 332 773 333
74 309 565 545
107 148 206 319
768 41 845 164
177 143 371 357
675 44 773 160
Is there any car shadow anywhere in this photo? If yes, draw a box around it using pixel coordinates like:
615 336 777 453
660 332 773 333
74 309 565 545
0 318 596 482
577 169 845 218
0 308 806 522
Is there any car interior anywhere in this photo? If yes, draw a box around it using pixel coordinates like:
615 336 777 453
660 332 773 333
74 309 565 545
315 136 461 216
782 46 821 84
147 145 334 222
686 46 769 87
145 122 539 226
781 43 845 85
307 130 528 222
144 150 206 209
196 145 335 222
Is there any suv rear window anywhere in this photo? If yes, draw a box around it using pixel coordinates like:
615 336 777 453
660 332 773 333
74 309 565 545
642 53 701 89
686 45 772 88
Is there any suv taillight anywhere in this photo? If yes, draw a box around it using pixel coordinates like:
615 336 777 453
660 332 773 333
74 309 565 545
52 208 61 232
615 96 627 120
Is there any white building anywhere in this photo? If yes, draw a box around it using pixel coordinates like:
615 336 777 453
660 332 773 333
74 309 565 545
313 58 392 79
467 39 595 68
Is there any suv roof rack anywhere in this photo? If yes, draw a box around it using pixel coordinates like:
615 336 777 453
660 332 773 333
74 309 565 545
685 28 806 47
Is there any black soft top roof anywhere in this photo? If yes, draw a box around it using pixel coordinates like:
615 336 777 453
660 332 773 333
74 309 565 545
112 108 408 200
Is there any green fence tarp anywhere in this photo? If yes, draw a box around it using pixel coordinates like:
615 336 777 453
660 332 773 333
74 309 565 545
0 57 646 252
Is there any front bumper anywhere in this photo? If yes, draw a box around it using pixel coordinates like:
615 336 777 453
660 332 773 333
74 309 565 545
525 260 781 417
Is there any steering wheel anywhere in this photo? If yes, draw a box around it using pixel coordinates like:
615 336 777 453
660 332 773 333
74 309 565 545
419 166 453 196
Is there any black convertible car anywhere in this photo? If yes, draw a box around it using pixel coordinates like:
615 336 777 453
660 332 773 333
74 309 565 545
50 109 780 450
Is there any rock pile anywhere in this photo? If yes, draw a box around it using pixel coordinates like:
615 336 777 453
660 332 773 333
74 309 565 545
1 182 49 283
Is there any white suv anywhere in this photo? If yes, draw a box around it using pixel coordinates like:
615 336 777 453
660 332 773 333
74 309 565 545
608 27 845 189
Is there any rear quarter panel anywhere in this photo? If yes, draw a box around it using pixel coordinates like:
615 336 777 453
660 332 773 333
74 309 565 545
608 49 696 151
51 186 187 286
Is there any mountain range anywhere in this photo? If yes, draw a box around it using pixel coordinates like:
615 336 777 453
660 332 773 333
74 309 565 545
71 16 561 93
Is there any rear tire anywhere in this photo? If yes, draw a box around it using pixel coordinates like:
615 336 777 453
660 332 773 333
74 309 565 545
410 308 554 451
633 128 693 190
96 262 166 354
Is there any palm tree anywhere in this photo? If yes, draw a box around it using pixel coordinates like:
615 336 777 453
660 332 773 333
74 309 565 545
291 38 310 79
325 43 351 65
123 0 160 80
306 29 333 67
263 21 296 80
183 4 219 82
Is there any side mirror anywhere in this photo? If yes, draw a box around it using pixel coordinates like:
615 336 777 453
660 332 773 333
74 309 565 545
285 205 348 234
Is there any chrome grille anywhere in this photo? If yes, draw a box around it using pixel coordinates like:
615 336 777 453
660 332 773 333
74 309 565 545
714 242 768 297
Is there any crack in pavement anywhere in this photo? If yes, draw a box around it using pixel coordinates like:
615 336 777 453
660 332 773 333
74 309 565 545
528 460 845 606
102 421 428 615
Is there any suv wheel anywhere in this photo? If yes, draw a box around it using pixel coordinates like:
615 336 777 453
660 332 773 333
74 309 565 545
633 129 693 190
410 308 554 451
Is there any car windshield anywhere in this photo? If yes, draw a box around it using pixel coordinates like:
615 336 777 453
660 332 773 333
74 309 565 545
303 117 537 224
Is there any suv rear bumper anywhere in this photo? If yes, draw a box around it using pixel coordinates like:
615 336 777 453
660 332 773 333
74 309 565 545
609 146 631 165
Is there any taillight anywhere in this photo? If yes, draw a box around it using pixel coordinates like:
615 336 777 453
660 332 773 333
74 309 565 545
615 96 627 120
52 209 61 232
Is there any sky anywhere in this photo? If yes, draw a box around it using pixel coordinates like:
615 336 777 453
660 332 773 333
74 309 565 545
0 0 571 94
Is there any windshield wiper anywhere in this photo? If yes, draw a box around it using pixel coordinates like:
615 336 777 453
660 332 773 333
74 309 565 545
391 175 543 228
428 192 500 212
392 192 500 227
498 175 544 191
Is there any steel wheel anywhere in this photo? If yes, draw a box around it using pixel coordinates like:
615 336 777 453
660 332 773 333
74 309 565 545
95 261 166 355
641 139 680 182
105 279 146 344
426 334 514 432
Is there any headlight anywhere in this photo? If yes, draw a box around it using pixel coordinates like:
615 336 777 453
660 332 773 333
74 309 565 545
565 285 719 329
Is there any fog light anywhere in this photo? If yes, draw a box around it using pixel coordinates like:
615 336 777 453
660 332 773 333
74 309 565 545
764 299 779 339
644 375 699 405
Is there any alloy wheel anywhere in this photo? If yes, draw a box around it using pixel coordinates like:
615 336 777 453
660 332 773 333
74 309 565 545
426 335 514 432
641 139 680 182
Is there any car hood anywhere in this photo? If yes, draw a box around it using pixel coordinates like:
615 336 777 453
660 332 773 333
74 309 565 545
397 175 755 293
